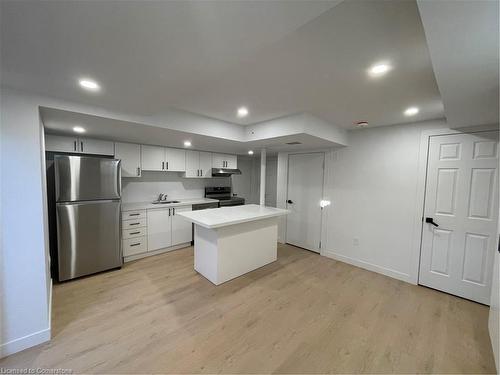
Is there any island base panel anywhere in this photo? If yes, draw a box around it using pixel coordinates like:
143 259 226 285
194 218 278 285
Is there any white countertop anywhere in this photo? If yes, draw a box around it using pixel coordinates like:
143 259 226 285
121 198 219 211
177 204 290 229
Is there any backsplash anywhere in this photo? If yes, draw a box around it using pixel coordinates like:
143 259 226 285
121 171 230 203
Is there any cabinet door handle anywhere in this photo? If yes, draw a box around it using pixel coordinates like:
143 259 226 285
168 208 171 216
137 167 141 176
173 208 175 215
73 140 77 151
81 141 84 152
129 213 140 216
162 161 164 170
130 231 140 235
200 169 203 177
130 242 141 247
129 222 140 226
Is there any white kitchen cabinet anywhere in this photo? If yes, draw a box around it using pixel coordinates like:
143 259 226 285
147 208 172 251
185 150 213 178
212 153 237 169
141 145 186 172
171 206 192 245
141 145 165 171
123 237 147 256
115 142 141 177
45 135 78 153
185 150 200 178
165 147 186 172
80 138 115 155
225 154 237 169
45 134 114 155
199 151 213 177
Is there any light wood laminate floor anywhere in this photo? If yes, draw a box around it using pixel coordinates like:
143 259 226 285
0 244 496 373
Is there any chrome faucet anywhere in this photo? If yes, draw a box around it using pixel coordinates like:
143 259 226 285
157 193 167 201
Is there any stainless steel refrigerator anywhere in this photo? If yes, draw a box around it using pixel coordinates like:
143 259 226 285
54 155 122 281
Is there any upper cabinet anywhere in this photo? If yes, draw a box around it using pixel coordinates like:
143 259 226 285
165 148 186 172
141 145 164 171
115 142 141 178
46 135 238 176
212 153 237 169
185 150 212 178
45 134 77 153
80 138 115 155
141 145 186 172
45 135 114 156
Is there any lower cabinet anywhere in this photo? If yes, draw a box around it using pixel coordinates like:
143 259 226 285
122 205 192 261
122 210 148 257
171 206 192 244
146 205 192 252
147 208 172 251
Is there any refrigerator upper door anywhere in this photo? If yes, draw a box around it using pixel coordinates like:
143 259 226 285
57 200 122 281
55 155 121 202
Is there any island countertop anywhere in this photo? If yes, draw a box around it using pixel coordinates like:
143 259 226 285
177 204 289 229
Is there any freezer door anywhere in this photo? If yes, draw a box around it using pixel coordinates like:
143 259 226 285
57 200 122 281
55 155 121 202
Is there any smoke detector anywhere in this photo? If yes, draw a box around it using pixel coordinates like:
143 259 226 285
355 121 369 128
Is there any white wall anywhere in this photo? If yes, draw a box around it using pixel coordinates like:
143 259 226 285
0 89 51 357
122 173 230 203
231 155 277 205
321 120 448 283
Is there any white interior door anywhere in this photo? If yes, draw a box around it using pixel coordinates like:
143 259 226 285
419 131 499 304
286 153 324 253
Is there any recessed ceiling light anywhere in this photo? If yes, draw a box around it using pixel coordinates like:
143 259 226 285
248 150 254 155
183 140 192 147
404 106 419 116
237 107 249 118
73 126 86 133
78 78 100 91
368 63 391 77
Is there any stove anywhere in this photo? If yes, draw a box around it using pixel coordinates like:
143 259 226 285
205 186 245 207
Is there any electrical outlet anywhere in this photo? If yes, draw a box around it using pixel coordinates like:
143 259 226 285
353 238 359 246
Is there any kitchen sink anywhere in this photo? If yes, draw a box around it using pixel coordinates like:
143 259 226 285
152 200 180 204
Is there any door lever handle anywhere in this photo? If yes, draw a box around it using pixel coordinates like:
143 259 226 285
287 199 293 204
425 217 439 227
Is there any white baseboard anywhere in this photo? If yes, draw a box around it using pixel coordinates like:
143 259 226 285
322 250 413 284
0 327 50 359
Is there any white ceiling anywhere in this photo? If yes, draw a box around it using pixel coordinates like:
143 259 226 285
417 0 499 128
1 0 444 129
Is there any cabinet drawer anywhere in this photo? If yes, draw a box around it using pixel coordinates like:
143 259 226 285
122 210 146 220
122 218 146 229
123 236 147 256
122 227 147 239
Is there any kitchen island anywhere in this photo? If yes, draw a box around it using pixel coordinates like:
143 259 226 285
177 204 289 285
